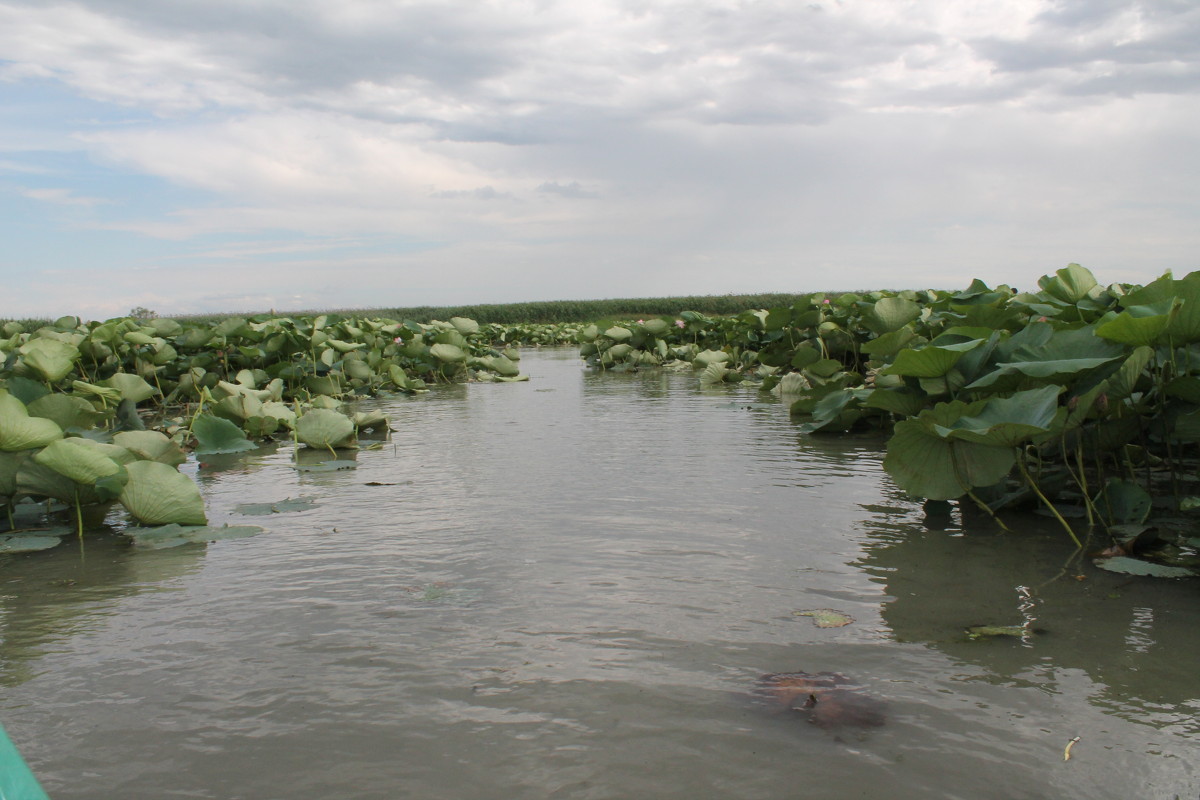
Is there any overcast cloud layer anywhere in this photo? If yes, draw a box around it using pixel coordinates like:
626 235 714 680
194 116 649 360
1 0 1198 318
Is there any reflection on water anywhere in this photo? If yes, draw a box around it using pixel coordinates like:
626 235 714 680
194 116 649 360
0 348 1196 799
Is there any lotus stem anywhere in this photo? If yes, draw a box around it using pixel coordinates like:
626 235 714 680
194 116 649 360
1017 453 1081 549
966 489 1012 533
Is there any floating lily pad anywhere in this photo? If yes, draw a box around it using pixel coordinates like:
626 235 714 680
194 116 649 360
124 523 263 550
0 533 64 553
234 496 319 516
293 460 358 472
1093 556 1196 578
793 609 855 628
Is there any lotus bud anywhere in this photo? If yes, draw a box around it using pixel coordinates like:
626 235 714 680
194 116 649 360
1096 393 1109 413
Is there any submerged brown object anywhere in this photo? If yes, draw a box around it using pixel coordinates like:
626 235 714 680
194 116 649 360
754 671 887 729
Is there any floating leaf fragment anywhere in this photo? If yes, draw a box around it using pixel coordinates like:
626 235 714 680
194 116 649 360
793 609 855 628
233 496 319 515
1093 556 1196 578
966 625 1030 640
124 523 263 549
293 460 358 472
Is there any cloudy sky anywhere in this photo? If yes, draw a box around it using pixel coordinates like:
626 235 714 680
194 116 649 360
1 0 1198 319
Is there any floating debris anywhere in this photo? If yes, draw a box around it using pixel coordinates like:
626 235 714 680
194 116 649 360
793 609 855 628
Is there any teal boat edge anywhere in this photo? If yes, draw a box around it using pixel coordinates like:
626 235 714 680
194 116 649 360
0 723 50 800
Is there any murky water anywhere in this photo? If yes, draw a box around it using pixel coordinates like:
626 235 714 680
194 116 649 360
1 348 1198 799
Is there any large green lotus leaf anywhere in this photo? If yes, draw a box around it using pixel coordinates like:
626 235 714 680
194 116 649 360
27 393 100 431
261 401 298 427
0 450 31 497
884 400 1016 500
295 409 356 449
124 523 260 550
102 373 159 403
429 343 467 363
866 297 921 334
2 377 49 406
1103 345 1152 403
1093 478 1151 526
640 318 670 336
212 392 263 423
1095 300 1175 347
119 461 207 526
931 385 1062 447
0 392 64 451
449 317 480 336
1037 263 1099 304
113 430 187 466
864 386 927 418
191 413 257 455
699 363 730 385
693 350 731 369
34 438 123 486
19 337 79 382
883 339 982 378
16 458 114 505
965 356 1120 391
862 325 919 358
487 355 520 377
603 326 633 341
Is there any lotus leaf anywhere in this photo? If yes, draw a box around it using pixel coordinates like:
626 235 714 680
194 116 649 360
0 393 64 451
1093 556 1195 578
693 350 731 369
27 394 100 431
325 338 366 354
124 523 261 550
18 338 79 382
296 409 356 449
449 317 480 336
0 450 30 498
212 391 263 423
119 461 207 526
700 363 730 385
34 438 124 488
640 318 670 336
487 355 520 377
604 344 633 363
102 373 159 403
883 340 982 378
866 297 920 334
884 400 1017 500
0 533 63 553
113 430 187 466
864 387 926 418
862 326 919 358
71 380 123 405
430 343 467 363
3 377 49 406
1093 479 1151 526
1038 263 1099 304
234 496 318 516
1095 300 1175 347
604 326 633 341
931 385 1063 447
352 411 390 432
191 414 257 455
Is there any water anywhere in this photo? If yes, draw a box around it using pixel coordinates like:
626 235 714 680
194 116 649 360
1 348 1197 799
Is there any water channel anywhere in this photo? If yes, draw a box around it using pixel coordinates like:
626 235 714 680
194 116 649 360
1 348 1198 799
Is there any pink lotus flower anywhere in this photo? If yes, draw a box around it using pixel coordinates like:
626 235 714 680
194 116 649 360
675 319 686 328
393 337 403 343
822 299 831 304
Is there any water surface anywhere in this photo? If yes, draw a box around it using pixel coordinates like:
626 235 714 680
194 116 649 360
1 348 1197 799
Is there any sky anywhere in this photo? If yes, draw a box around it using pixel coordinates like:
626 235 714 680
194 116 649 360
1 0 1198 320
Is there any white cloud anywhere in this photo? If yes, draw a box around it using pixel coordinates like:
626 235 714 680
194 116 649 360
0 0 1197 317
